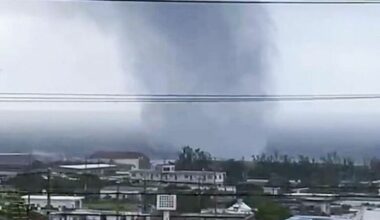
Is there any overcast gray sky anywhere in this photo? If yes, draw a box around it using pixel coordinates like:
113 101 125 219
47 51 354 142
0 1 379 158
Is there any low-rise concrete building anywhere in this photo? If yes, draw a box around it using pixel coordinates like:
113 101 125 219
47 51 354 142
50 210 254 220
286 216 341 220
22 195 84 210
90 151 150 170
225 199 253 215
57 163 117 176
100 185 158 201
246 178 269 186
263 186 282 195
201 199 254 219
129 166 226 186
49 209 149 220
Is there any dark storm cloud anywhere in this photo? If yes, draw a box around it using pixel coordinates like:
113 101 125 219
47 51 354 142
130 5 269 93
0 2 273 158
110 4 273 157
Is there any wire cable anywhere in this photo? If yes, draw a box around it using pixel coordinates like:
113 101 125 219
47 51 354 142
1 93 380 103
92 0 380 4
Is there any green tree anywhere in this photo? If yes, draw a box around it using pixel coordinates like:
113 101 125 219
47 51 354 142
7 173 104 193
245 196 290 220
176 146 212 171
7 174 45 192
0 193 27 220
255 200 291 220
164 185 212 213
249 151 365 187
221 159 246 184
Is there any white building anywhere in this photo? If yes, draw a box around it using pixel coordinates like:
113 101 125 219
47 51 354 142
359 208 380 220
100 185 158 200
263 186 281 195
49 209 149 220
90 151 150 170
226 199 253 215
129 164 226 186
22 195 84 210
201 199 253 217
286 216 340 220
246 178 269 186
58 163 117 175
189 185 236 192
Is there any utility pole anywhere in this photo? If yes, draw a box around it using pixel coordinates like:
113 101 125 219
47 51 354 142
116 181 120 220
143 177 147 214
198 176 201 211
214 168 217 215
27 193 31 218
46 168 52 216
84 158 88 192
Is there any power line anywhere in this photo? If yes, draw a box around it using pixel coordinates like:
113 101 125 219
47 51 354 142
3 92 380 97
92 0 380 5
1 93 380 102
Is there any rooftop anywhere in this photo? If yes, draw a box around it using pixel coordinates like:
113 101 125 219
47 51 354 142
361 208 380 220
287 192 337 197
101 185 158 192
286 216 342 220
130 169 225 175
0 153 30 156
59 164 116 170
226 200 252 215
50 209 148 216
21 195 84 201
90 151 149 160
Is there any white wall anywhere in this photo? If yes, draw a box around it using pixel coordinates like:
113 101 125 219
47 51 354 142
100 190 141 200
113 159 140 169
50 216 133 220
130 171 226 185
51 214 147 220
263 187 281 195
25 198 82 209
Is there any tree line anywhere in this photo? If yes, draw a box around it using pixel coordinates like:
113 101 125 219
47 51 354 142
176 146 380 187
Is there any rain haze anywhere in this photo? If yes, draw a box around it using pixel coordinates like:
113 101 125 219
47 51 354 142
0 1 380 159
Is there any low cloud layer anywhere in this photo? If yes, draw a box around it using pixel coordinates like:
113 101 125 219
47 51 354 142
0 1 273 158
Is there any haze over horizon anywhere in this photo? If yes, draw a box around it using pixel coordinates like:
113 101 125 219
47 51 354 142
0 1 380 159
